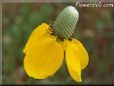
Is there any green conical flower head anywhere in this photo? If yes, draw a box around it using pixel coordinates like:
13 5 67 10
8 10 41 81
53 6 79 39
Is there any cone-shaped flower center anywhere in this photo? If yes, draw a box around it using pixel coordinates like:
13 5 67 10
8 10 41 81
52 6 79 40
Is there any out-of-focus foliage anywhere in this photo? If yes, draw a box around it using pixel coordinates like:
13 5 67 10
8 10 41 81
2 3 114 84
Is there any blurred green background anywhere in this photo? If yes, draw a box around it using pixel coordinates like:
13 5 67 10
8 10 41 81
2 3 114 84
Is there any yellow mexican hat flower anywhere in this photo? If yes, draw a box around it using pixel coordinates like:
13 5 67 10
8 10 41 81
23 6 89 82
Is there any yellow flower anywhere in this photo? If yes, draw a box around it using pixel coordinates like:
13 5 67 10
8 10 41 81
23 6 89 82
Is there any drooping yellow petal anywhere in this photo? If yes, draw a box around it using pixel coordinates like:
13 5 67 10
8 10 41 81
71 38 89 70
23 23 49 53
24 26 64 79
65 40 82 82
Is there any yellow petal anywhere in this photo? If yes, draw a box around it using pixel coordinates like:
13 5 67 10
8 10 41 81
65 40 82 82
71 38 89 70
23 23 48 53
24 31 64 79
